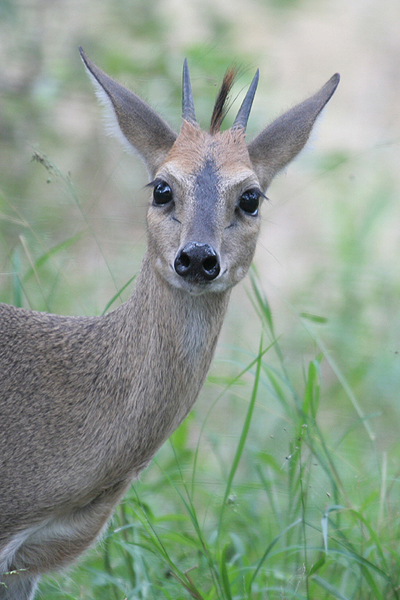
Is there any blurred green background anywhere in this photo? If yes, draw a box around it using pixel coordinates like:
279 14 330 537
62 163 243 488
1 0 400 598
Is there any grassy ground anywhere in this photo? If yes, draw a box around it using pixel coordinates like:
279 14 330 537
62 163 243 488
1 0 400 598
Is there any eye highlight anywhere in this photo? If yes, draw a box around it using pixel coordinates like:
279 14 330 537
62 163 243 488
152 180 173 206
238 188 262 215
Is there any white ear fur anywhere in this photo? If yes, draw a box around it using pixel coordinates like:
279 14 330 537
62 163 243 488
80 48 177 177
83 63 138 157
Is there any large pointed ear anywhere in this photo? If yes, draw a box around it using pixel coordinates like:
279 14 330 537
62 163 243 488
79 48 177 178
248 73 340 191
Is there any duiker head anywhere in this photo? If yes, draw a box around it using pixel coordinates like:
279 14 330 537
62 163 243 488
80 49 339 295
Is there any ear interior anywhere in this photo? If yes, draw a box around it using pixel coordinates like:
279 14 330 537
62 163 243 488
248 73 340 190
80 48 177 177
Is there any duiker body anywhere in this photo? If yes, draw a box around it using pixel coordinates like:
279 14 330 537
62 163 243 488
0 49 339 600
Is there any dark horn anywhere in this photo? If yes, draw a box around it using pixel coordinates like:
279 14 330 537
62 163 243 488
231 69 259 131
182 58 197 125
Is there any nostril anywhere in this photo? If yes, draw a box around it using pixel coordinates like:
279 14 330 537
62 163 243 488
203 255 219 277
174 242 220 282
174 251 191 276
203 256 216 271
179 253 190 269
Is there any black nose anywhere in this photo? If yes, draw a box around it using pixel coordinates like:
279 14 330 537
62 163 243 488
174 242 220 282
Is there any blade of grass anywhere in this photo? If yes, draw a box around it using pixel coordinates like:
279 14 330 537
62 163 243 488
298 313 376 442
102 274 137 315
159 443 224 597
248 269 302 410
220 544 233 600
32 151 123 300
2 173 88 313
247 518 302 593
11 248 23 307
190 339 276 501
217 335 263 536
127 492 206 600
312 575 350 600
321 506 345 554
22 232 84 284
19 234 51 311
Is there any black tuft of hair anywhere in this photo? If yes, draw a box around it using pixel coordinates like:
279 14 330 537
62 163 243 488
209 67 238 134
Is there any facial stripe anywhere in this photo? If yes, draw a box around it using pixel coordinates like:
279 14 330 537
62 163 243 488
195 158 219 206
188 158 221 243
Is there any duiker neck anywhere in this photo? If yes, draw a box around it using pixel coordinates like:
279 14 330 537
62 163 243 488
101 251 231 469
119 251 230 350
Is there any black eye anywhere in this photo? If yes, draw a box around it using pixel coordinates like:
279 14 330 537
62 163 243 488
238 189 261 215
153 181 173 205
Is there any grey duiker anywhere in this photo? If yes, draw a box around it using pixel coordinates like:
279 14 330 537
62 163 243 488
0 49 339 600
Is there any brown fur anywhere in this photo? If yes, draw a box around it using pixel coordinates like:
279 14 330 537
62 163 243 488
165 121 251 179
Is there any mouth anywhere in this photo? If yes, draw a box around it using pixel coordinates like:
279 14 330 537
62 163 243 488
168 264 229 295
